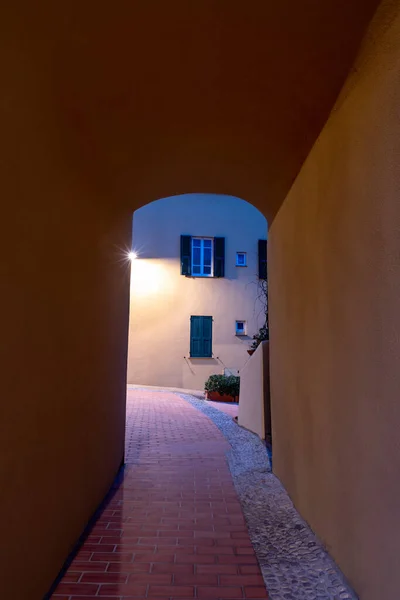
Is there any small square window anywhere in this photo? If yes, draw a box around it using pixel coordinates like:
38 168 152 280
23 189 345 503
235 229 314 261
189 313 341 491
236 252 247 267
235 321 246 335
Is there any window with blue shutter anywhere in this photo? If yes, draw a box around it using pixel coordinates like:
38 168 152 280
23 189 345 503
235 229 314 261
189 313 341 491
181 235 225 278
190 316 213 358
192 238 213 276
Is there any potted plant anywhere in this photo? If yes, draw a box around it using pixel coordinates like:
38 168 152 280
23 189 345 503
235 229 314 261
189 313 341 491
248 323 269 354
204 374 240 403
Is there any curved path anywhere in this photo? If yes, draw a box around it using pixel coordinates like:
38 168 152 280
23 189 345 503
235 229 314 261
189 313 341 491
51 389 268 599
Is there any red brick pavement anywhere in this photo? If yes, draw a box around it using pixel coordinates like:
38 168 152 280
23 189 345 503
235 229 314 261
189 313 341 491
51 390 267 599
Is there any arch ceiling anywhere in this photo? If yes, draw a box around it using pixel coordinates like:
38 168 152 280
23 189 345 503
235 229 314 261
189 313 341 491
7 0 380 222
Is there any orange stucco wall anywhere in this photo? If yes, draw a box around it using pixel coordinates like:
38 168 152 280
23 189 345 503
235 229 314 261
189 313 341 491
269 3 400 598
0 29 132 599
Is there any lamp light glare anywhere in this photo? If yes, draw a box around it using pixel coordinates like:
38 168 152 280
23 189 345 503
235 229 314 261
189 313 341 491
128 251 137 261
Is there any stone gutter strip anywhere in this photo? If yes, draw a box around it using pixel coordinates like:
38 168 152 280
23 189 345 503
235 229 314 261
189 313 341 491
178 392 357 600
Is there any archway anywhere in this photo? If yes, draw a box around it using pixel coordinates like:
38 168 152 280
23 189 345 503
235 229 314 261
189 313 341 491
1 1 387 598
126 193 267 392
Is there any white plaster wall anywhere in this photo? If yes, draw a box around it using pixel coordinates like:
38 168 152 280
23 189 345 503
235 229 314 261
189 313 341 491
238 341 266 439
127 194 267 390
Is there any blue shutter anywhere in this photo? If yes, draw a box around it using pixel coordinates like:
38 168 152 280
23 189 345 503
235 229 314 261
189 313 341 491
258 239 267 280
190 316 213 357
190 316 203 357
202 316 213 357
181 235 192 275
214 237 225 277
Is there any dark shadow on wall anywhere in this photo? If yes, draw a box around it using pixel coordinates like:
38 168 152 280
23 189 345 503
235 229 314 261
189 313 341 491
43 464 126 599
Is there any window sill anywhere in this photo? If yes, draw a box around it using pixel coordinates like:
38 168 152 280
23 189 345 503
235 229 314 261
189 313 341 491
188 356 213 359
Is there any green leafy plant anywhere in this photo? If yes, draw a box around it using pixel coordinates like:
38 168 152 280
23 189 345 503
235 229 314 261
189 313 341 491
250 323 269 350
204 374 240 398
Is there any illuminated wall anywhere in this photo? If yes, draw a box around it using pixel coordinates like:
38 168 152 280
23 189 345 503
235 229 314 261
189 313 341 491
127 194 267 390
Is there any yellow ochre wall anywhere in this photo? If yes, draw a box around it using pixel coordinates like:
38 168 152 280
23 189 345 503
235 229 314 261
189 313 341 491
269 3 400 598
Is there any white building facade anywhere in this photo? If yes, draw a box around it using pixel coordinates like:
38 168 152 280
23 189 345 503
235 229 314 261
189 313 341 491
127 193 267 390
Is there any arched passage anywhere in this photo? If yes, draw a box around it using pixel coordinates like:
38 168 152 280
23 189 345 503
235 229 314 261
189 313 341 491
2 1 398 599
126 193 268 391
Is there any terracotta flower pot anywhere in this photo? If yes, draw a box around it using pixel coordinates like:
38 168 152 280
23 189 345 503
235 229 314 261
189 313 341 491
205 391 238 403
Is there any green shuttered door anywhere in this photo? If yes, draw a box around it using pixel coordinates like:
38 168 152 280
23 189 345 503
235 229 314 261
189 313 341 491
190 316 213 357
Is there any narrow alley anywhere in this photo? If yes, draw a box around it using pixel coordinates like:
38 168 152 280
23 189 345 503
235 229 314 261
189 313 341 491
51 390 268 599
